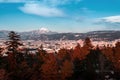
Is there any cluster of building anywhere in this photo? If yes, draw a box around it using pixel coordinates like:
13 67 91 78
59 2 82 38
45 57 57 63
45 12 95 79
0 39 120 54
22 40 77 53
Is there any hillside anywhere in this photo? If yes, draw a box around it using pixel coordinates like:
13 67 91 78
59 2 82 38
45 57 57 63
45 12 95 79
0 30 120 41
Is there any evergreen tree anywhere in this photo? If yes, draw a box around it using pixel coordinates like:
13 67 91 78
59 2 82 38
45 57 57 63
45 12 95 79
5 31 22 54
83 37 93 48
5 31 23 70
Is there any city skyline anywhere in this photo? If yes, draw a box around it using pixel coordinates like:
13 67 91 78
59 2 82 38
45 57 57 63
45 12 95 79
0 0 120 32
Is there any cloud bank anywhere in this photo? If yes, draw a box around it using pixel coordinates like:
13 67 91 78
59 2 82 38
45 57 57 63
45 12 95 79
18 0 82 17
0 0 82 4
19 3 65 17
0 0 26 3
95 15 120 29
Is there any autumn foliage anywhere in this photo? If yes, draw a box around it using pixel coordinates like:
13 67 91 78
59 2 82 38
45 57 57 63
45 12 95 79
0 31 120 80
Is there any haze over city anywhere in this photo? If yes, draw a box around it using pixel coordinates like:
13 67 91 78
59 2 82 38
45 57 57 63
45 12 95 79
0 0 120 32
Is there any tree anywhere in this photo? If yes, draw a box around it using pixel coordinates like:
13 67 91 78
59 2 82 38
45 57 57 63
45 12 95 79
57 48 69 61
0 47 3 56
5 31 23 70
0 69 8 80
80 37 93 59
83 37 93 48
112 42 120 71
36 45 47 66
5 31 22 54
60 60 73 80
115 41 120 48
40 54 59 80
72 43 81 60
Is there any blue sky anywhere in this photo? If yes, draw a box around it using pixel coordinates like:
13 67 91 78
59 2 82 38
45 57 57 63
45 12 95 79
0 0 120 32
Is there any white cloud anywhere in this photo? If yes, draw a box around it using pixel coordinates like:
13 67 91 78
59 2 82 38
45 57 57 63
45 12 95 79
101 15 120 23
0 0 26 3
0 0 82 4
94 15 120 29
1 0 82 17
95 15 120 23
19 3 65 17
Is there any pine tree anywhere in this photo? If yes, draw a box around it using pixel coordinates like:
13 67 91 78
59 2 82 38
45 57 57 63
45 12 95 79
5 31 23 70
5 31 22 54
83 37 93 48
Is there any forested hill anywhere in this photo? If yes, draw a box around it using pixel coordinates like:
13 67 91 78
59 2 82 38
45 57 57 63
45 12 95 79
0 30 120 41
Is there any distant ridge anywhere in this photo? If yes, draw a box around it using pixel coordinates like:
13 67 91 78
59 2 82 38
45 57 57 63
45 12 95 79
0 30 120 41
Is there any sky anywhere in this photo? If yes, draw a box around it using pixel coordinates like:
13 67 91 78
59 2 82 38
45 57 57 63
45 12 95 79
0 0 120 32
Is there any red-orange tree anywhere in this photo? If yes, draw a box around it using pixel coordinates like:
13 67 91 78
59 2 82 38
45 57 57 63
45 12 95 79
40 53 59 80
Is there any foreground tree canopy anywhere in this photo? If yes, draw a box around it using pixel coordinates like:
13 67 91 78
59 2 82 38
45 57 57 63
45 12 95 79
0 31 120 80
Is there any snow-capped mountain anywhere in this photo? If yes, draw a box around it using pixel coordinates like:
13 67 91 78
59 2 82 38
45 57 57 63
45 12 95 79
39 27 49 33
0 30 120 41
32 28 49 34
30 27 57 34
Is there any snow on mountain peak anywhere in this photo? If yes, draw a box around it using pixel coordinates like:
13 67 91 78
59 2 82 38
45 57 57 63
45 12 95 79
39 27 49 33
30 27 50 34
29 27 57 34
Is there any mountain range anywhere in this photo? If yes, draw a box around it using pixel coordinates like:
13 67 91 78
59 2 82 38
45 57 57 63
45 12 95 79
0 28 120 41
